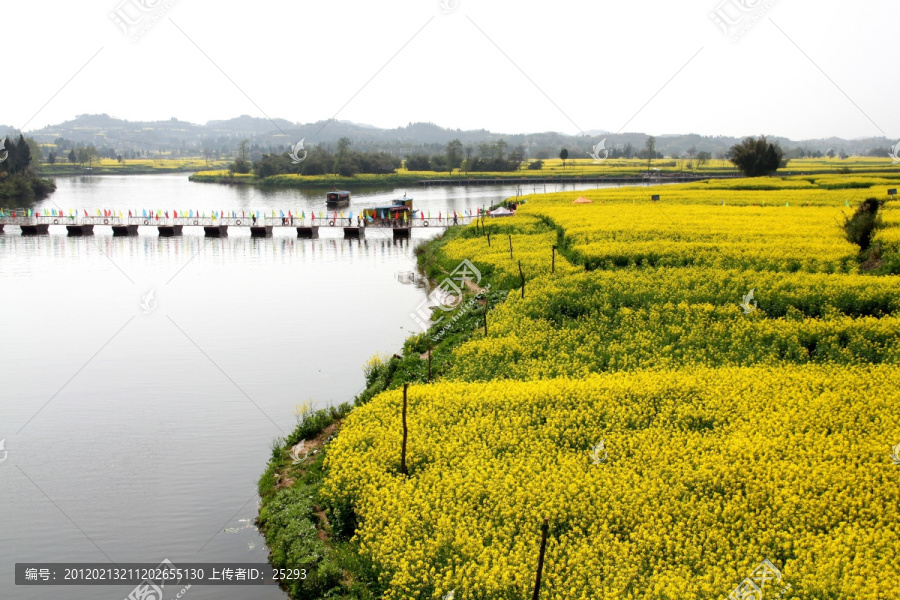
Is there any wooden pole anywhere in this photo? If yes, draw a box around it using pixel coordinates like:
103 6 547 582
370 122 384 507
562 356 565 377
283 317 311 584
508 234 513 259
532 518 549 600
400 384 408 476
551 245 556 273
518 260 525 299
487 230 491 247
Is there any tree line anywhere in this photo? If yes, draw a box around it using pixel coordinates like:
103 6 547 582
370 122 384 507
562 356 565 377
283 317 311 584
228 134 841 180
235 137 401 177
0 135 56 201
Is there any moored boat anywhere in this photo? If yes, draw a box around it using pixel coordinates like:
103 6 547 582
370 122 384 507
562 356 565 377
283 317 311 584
326 190 351 206
363 195 414 226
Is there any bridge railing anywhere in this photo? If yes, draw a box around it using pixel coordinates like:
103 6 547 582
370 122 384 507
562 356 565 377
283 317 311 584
81 216 123 225
0 215 86 225
0 213 480 228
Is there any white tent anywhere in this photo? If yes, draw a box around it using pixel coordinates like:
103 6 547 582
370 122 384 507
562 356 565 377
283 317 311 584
489 207 514 217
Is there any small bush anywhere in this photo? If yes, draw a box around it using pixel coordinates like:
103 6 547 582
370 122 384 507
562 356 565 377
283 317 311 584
843 197 880 250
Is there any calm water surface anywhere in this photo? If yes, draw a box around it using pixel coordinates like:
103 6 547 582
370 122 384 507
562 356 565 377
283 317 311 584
0 174 616 599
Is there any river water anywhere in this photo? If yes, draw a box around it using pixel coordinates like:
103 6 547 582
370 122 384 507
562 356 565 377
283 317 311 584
0 174 615 599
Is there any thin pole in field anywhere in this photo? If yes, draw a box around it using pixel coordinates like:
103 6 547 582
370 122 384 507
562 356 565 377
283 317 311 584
400 384 409 476
519 260 525 299
508 233 513 259
532 518 549 600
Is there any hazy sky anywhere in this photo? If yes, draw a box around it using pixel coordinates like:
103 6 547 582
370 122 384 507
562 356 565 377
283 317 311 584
4 0 898 140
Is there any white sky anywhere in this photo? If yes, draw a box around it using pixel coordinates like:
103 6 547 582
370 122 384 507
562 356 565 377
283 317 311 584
4 0 898 140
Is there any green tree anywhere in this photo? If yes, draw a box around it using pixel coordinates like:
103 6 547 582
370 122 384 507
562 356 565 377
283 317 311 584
68 149 76 164
26 138 43 168
644 136 656 173
728 136 785 177
333 137 351 174
697 151 711 168
48 152 56 165
496 140 508 161
76 145 98 168
559 148 568 169
446 139 463 173
405 154 432 171
15 136 31 173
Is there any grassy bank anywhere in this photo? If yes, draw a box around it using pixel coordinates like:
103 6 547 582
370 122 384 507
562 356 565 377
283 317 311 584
256 254 507 599
192 158 900 189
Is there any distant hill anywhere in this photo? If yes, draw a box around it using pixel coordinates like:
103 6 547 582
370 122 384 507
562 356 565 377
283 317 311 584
13 113 897 161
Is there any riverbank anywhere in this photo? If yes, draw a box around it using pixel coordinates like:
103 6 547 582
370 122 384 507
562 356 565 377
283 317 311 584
256 263 508 598
189 169 728 189
190 157 900 190
258 172 900 599
0 171 56 203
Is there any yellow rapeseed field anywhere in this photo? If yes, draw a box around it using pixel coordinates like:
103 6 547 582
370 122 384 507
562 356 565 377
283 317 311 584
324 368 900 599
322 174 900 599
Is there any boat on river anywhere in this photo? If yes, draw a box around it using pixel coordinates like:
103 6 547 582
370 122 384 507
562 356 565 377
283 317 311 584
326 190 351 206
363 196 414 226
